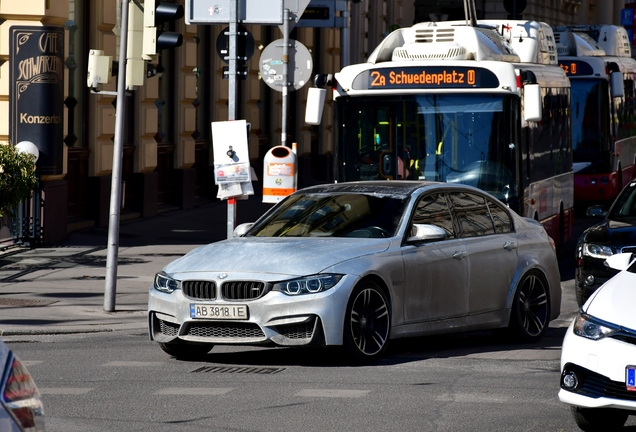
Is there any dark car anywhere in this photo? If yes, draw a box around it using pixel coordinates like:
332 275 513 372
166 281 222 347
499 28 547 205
575 181 636 306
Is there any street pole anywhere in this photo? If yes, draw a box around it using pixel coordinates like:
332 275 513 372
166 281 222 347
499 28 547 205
226 0 238 239
104 0 129 312
342 1 349 68
281 8 289 147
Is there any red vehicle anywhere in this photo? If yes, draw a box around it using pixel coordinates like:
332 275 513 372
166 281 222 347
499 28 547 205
554 25 636 206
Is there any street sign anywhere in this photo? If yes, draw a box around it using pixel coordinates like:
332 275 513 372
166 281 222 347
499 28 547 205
278 0 312 33
259 39 313 92
216 26 254 63
186 0 283 25
295 0 334 28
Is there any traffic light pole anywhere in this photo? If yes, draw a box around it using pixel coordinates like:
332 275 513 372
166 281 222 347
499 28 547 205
226 0 238 238
281 8 289 148
104 0 130 312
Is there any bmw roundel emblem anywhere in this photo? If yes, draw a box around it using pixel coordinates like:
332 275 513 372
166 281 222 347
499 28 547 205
218 273 228 280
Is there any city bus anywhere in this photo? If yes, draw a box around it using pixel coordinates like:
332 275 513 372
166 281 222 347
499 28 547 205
553 25 636 206
306 19 573 247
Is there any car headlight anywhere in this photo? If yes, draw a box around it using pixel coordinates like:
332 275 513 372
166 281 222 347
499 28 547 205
154 271 180 293
581 243 613 259
573 313 618 340
272 274 343 296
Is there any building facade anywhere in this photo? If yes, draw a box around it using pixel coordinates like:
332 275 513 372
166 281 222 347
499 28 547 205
0 0 628 244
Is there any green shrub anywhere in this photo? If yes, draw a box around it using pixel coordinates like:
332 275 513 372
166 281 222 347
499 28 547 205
0 143 38 216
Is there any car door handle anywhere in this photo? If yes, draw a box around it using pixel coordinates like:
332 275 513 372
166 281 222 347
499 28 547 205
452 250 467 260
503 241 518 251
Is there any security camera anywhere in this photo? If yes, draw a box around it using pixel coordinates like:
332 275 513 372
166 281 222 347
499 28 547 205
87 49 113 91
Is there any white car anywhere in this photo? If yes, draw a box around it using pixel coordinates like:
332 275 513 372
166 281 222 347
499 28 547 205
0 339 45 431
148 181 562 363
560 252 636 431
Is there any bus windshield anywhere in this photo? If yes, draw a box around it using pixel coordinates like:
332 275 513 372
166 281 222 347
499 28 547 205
336 93 519 203
570 78 610 158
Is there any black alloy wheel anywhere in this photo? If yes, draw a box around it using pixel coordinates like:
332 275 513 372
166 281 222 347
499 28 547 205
343 281 391 363
509 271 550 343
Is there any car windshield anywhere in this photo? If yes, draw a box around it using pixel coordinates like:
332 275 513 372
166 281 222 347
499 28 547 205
609 184 636 219
246 193 409 238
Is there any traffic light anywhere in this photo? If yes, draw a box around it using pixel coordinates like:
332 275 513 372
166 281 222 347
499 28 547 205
126 1 146 89
143 0 184 59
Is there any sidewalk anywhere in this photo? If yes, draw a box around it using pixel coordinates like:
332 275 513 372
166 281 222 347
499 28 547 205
0 197 272 336
0 194 581 337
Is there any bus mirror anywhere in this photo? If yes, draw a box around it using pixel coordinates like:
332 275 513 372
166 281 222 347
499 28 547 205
610 71 624 98
523 84 542 122
305 87 326 125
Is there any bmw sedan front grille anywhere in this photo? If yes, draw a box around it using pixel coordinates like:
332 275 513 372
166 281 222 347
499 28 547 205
186 322 265 339
621 246 636 254
182 280 216 300
222 281 267 300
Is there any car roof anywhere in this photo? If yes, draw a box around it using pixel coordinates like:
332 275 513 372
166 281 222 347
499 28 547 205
296 181 485 199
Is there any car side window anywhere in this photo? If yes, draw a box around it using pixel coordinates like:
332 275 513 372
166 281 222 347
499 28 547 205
448 192 495 238
412 193 456 239
485 197 513 233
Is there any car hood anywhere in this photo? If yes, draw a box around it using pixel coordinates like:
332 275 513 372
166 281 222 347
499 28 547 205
581 218 636 250
584 270 636 328
163 237 391 277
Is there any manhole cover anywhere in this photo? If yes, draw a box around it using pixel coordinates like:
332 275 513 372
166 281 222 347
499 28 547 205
0 298 58 307
191 366 285 374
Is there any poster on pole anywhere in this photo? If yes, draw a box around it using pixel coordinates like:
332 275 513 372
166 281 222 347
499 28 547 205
211 120 253 199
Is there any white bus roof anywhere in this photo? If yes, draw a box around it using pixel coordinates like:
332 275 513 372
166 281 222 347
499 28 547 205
553 25 631 58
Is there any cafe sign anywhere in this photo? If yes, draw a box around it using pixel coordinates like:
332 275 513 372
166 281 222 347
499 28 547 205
9 26 64 175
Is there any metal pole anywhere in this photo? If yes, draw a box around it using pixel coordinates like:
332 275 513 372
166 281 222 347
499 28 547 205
104 0 129 312
226 0 238 239
281 8 289 147
342 2 349 68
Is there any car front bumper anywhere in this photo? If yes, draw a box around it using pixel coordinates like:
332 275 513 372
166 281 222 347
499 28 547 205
148 274 357 348
559 320 636 411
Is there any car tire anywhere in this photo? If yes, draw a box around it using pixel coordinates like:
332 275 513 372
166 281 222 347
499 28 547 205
342 281 391 363
159 340 212 359
508 271 550 343
570 406 628 431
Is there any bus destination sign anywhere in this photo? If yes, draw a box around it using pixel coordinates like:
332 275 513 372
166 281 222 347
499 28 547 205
354 66 500 90
558 60 594 76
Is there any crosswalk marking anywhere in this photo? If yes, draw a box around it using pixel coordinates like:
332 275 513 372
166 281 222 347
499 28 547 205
39 388 94 395
102 361 165 367
295 389 371 398
154 388 234 396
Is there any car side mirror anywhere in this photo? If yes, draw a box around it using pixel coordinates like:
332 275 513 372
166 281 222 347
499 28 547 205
604 252 635 272
586 205 607 217
407 224 446 243
233 223 254 237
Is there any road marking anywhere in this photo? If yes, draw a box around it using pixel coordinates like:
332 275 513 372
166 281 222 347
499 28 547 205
39 388 94 395
295 389 370 398
155 388 234 396
102 361 165 367
21 361 44 367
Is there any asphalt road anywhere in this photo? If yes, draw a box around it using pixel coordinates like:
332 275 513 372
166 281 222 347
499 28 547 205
5 213 629 432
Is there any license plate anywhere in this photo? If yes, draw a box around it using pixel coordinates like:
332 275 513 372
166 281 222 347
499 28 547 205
190 304 248 320
626 366 636 391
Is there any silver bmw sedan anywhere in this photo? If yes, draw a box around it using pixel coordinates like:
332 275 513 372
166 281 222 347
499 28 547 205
148 181 561 363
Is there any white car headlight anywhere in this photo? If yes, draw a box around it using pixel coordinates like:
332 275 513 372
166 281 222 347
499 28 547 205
272 274 343 296
154 271 181 293
573 313 618 340
581 243 613 259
